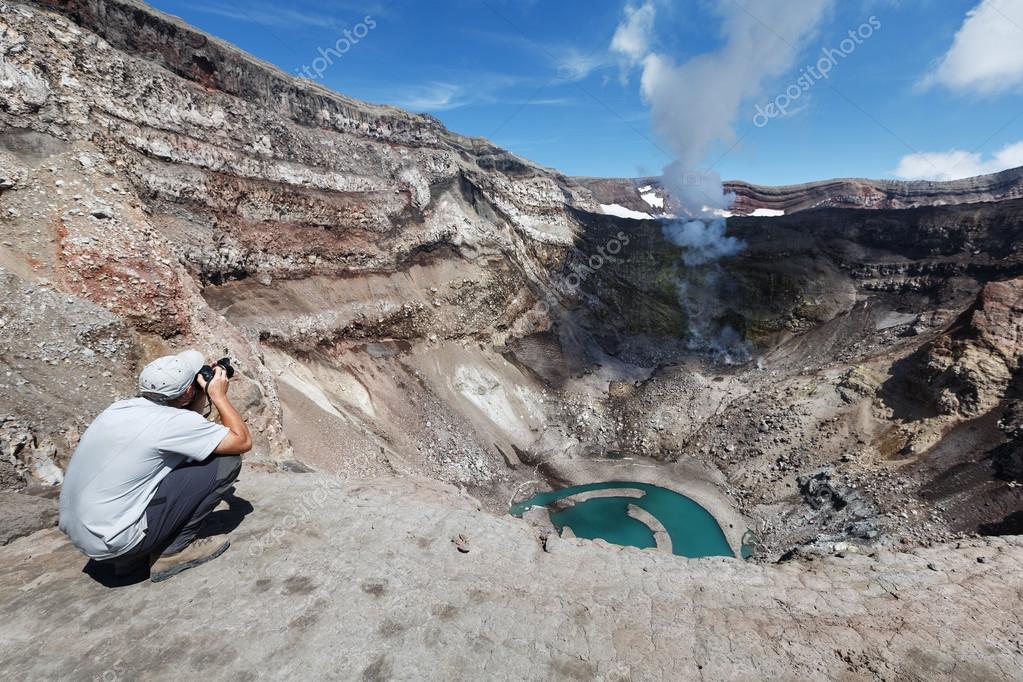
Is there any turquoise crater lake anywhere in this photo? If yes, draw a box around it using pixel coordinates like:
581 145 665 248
509 481 739 559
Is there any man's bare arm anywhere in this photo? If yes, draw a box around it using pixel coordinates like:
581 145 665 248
199 366 253 455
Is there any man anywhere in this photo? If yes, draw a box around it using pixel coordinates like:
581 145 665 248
59 350 253 582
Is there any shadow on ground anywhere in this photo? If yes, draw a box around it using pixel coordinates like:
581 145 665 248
81 490 254 588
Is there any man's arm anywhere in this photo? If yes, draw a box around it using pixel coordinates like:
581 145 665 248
199 365 253 455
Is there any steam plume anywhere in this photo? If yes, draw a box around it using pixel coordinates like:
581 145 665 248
663 218 743 266
612 0 834 361
614 0 834 173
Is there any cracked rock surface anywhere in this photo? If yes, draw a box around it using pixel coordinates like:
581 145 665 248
1 471 1022 681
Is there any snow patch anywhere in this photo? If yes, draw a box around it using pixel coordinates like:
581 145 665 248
641 192 664 209
750 208 785 217
703 206 732 218
599 203 653 220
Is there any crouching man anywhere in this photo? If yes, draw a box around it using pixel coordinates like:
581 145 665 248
59 350 252 582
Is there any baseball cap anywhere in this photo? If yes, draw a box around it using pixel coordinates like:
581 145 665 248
138 350 205 400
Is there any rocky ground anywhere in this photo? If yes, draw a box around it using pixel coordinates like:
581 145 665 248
2 0 1023 678
2 471 1022 681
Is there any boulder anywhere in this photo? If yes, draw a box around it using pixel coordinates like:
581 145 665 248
0 491 58 545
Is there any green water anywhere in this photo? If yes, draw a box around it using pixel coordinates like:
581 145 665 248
509 481 738 559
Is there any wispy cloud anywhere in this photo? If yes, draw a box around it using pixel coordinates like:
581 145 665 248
492 136 565 150
527 97 576 106
182 1 383 32
463 28 613 83
554 47 612 82
393 82 470 112
384 73 576 113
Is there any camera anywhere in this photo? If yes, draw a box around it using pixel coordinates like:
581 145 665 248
198 357 235 384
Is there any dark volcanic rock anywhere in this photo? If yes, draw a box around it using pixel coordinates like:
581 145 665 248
796 469 878 541
798 468 872 518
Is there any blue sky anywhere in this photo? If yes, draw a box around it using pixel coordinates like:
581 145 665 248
149 0 1023 185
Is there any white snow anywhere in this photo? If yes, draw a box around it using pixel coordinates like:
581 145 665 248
696 207 785 218
640 192 664 209
703 206 732 218
599 203 653 220
637 185 653 192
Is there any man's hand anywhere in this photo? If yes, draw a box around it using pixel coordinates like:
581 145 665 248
206 365 230 399
196 364 229 398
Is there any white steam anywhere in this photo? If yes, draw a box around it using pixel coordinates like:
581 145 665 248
614 0 834 172
660 163 740 265
663 218 744 266
611 0 834 361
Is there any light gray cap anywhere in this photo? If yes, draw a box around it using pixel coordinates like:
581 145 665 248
138 350 204 400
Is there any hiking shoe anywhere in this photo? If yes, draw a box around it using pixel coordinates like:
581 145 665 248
150 536 230 583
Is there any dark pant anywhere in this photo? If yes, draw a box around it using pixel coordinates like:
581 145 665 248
117 455 241 561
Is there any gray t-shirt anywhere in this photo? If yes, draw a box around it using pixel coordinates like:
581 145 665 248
59 398 229 560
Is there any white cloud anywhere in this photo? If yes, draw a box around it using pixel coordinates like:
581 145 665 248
395 82 468 111
923 0 1023 94
390 78 575 113
555 48 610 81
894 140 1023 180
527 97 576 106
610 2 656 66
184 1 381 31
464 30 612 83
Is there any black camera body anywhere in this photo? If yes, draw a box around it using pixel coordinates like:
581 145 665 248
198 357 235 384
